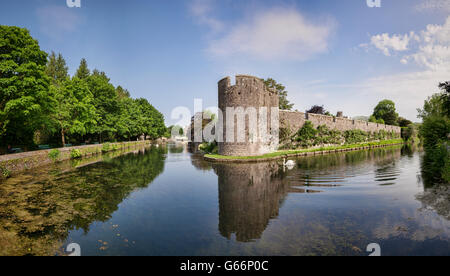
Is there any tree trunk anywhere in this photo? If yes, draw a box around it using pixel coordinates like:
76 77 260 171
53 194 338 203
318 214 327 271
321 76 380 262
61 129 65 147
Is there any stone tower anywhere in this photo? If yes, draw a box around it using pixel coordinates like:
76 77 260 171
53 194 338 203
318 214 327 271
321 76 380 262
218 75 279 156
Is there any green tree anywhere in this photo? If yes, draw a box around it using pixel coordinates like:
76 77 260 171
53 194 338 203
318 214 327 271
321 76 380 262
372 100 398 125
167 125 184 137
46 52 69 85
264 78 294 110
417 93 446 119
116 85 131 99
116 97 144 140
50 78 97 146
87 70 120 142
75 58 90 79
369 115 385 124
397 117 413 128
419 83 450 183
0 26 54 146
135 98 166 139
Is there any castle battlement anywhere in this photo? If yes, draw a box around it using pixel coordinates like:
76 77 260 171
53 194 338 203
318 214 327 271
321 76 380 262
214 75 402 157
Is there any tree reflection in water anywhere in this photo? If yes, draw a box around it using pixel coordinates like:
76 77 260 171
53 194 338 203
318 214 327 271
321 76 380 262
212 146 415 244
0 146 167 256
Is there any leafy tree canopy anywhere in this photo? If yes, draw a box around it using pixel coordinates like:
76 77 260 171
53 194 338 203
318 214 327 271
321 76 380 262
46 52 69 85
369 115 385 124
75 58 90 79
264 78 294 110
0 26 53 146
50 78 97 145
397 117 413 127
417 93 446 120
372 99 399 125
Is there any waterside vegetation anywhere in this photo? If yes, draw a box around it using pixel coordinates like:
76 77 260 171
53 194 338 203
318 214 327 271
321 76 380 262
205 139 403 161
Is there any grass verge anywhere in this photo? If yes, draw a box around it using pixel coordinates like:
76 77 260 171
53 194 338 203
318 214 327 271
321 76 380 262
205 139 403 161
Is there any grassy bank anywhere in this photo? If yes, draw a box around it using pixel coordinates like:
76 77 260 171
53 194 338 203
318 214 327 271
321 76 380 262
0 141 153 179
204 139 403 161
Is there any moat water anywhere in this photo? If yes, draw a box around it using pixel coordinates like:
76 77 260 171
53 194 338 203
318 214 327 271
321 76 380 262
0 144 449 256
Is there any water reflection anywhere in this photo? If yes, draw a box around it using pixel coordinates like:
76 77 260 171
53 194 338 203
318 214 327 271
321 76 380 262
0 146 166 256
214 162 290 242
211 146 449 250
0 144 449 256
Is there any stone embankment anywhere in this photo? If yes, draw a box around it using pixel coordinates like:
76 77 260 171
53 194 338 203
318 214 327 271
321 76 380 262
0 141 153 178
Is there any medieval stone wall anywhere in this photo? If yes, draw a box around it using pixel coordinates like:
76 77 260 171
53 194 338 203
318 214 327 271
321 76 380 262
212 75 401 157
218 75 279 156
280 111 401 135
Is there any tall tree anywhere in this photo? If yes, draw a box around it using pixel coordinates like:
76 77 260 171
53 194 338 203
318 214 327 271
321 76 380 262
372 100 399 125
264 78 294 110
397 117 413 128
0 26 54 146
75 58 90 79
135 98 166 139
116 85 131 99
87 70 120 142
307 105 326 115
46 52 69 85
51 78 97 146
418 83 450 183
116 97 144 140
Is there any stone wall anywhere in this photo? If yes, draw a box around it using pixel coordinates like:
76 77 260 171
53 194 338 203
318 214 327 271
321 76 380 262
218 75 279 156
211 74 402 157
0 141 152 178
280 111 401 135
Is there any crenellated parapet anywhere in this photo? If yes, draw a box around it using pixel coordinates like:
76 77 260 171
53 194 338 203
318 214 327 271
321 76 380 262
214 75 401 157
280 111 401 136
218 75 279 156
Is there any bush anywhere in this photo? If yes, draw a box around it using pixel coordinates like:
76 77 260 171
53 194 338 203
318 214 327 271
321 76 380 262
199 142 218 154
102 143 111 152
112 144 119 151
296 121 317 145
48 149 61 162
420 116 450 183
290 122 396 149
401 124 418 142
420 116 450 152
70 149 82 159
0 165 11 179
344 129 368 144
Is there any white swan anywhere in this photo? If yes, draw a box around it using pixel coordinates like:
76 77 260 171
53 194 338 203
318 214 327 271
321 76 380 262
283 157 296 170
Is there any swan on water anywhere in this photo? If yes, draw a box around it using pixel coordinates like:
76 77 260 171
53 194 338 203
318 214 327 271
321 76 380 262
283 157 296 170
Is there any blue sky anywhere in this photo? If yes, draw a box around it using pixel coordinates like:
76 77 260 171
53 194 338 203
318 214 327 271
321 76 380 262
1 0 449 124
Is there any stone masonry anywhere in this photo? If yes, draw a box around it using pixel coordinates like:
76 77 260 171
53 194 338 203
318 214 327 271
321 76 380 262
193 75 402 157
218 75 279 156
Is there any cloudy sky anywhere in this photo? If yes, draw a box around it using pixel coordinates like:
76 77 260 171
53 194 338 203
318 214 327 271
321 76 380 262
1 0 449 124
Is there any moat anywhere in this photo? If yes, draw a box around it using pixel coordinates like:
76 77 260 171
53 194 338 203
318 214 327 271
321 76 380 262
0 143 449 256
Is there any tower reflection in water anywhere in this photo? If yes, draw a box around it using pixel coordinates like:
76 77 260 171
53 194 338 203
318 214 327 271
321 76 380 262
210 148 404 243
213 162 317 242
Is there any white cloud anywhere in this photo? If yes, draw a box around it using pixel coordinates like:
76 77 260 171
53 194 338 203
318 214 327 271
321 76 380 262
189 0 223 33
369 33 412 56
207 8 335 61
351 16 450 120
407 17 450 70
36 5 82 39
